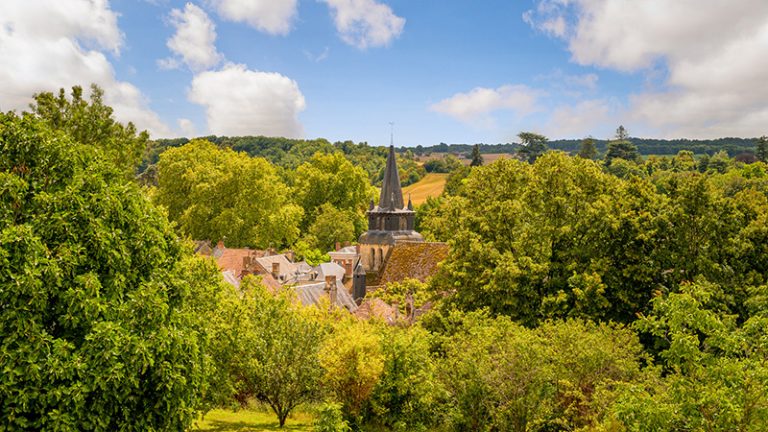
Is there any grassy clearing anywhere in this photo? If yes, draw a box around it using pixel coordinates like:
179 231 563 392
192 408 314 432
402 173 448 205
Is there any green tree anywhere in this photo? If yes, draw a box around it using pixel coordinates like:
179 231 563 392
216 277 325 427
756 135 768 162
155 139 303 248
0 112 216 431
517 131 548 163
308 204 357 251
605 125 639 164
578 136 598 160
470 144 483 166
319 320 385 424
294 152 374 231
366 326 440 431
434 311 646 432
604 281 768 431
29 84 149 175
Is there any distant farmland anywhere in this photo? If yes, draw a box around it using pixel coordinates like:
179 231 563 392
414 152 515 166
402 173 448 205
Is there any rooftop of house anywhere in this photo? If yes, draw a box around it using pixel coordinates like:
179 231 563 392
293 279 358 312
314 262 346 281
373 241 450 286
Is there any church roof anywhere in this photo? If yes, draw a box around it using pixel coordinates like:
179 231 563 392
379 145 404 209
376 242 450 285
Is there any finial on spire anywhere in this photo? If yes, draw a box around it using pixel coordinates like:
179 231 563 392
407 193 413 210
389 121 394 147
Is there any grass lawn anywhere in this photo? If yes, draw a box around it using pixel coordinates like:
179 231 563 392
402 173 448 205
192 408 314 432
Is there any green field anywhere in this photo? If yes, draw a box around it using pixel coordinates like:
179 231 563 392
402 173 448 205
193 408 314 432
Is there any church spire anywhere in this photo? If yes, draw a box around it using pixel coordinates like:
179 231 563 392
379 145 404 209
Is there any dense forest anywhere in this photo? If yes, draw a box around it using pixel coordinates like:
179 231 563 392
3 86 768 431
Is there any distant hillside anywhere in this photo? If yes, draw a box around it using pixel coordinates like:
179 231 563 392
402 173 448 205
406 137 760 157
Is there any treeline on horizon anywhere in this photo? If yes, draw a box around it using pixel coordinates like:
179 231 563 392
144 135 761 173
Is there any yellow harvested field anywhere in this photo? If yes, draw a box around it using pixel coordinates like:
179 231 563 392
403 173 448 205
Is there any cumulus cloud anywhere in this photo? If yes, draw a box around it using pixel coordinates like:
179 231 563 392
321 0 405 49
0 0 170 136
188 64 306 137
205 0 298 35
525 0 768 138
544 99 614 138
161 3 222 72
430 85 540 127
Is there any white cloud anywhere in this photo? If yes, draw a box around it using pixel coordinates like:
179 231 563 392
188 63 306 137
525 0 768 138
544 99 614 138
430 85 540 127
0 0 170 136
162 3 222 72
205 0 298 35
177 118 197 137
321 0 405 49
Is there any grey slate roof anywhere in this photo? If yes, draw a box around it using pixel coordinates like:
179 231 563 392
293 280 358 312
379 145 404 209
314 262 346 280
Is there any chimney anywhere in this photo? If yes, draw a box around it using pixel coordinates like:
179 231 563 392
335 242 341 251
325 275 337 309
285 250 295 262
216 239 225 250
355 244 361 255
271 262 280 279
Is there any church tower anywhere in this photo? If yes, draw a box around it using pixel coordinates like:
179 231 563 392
358 145 423 274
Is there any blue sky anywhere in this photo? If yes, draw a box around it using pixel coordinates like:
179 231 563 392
2 1 768 146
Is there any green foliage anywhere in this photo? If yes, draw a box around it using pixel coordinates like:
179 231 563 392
443 165 471 196
314 402 351 432
434 311 646 432
213 277 325 427
601 281 768 431
366 326 440 431
470 144 483 167
371 278 432 315
292 239 331 266
424 154 464 173
756 136 768 163
29 85 149 176
307 204 358 251
319 320 385 424
517 131 548 163
0 112 216 431
430 151 768 326
578 137 598 160
294 152 374 231
154 139 303 248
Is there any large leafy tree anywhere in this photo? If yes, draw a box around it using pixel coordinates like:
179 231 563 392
293 152 374 231
29 85 149 175
154 139 303 248
0 112 218 431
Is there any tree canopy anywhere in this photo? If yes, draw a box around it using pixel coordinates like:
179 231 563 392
0 112 219 431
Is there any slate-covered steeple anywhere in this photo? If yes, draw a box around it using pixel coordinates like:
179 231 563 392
379 145 404 209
